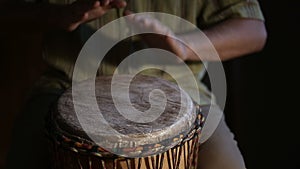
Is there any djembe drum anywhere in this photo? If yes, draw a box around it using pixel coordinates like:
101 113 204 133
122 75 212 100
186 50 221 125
46 75 205 169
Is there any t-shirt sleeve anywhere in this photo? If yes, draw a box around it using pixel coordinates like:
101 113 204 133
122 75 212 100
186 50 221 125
198 0 264 28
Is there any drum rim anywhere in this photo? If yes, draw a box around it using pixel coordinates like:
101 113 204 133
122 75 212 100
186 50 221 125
46 75 205 157
46 104 204 158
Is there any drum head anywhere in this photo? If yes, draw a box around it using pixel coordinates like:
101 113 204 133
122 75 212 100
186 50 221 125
53 75 196 156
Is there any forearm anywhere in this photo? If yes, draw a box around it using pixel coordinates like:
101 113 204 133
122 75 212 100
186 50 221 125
0 0 126 33
178 18 267 61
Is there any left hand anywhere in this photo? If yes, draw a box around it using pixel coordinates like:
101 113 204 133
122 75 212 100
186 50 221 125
57 0 127 31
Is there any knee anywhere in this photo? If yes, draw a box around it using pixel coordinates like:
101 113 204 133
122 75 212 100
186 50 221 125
197 117 246 169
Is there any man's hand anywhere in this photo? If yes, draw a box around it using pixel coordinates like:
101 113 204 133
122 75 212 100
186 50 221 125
124 11 267 62
58 0 126 31
124 11 193 61
0 0 126 32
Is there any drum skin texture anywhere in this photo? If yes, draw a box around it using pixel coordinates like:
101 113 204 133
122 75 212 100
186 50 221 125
47 75 204 169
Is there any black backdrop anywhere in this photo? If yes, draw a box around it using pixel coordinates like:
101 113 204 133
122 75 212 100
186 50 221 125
216 1 300 168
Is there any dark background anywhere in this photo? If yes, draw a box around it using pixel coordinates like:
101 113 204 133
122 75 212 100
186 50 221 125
221 1 300 168
0 1 299 169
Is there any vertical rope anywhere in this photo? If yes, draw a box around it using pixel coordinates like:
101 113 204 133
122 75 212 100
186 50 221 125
150 156 156 168
101 159 107 169
174 146 179 167
88 157 92 169
194 135 200 168
158 153 164 169
125 158 130 169
166 150 172 169
175 145 183 169
171 148 176 169
113 159 117 169
183 142 187 169
144 157 151 169
187 140 191 168
155 154 160 169
77 154 83 169
137 158 142 169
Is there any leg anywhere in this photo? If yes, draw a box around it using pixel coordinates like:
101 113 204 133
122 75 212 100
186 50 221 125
197 116 246 169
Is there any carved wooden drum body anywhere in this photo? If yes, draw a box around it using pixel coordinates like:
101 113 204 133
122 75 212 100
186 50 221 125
47 75 205 169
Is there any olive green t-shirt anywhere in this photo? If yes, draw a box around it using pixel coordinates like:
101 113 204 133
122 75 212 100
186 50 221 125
35 0 264 105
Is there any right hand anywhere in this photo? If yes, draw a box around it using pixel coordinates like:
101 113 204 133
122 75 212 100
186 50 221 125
124 11 193 61
57 0 126 31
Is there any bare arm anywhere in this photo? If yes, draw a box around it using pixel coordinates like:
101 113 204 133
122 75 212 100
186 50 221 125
0 0 126 32
179 18 267 61
124 11 267 61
